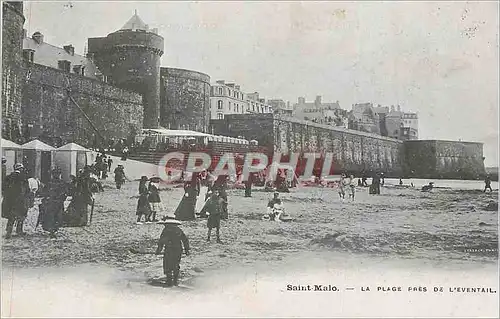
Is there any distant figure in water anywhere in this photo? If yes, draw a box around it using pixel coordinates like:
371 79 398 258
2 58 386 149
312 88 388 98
484 175 493 192
422 182 434 192
399 178 403 186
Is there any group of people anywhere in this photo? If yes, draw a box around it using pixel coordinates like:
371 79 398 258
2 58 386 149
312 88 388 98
2 162 94 239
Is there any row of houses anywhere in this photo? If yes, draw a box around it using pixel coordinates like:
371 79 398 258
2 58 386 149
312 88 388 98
210 84 419 140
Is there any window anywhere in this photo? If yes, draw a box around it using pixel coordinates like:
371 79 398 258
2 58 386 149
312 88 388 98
217 100 223 109
229 102 231 111
217 113 224 119
218 87 223 95
23 49 34 62
58 60 71 72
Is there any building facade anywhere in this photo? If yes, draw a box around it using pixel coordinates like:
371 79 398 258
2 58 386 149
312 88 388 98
210 80 247 120
268 99 293 115
246 92 273 114
292 96 346 127
209 81 273 119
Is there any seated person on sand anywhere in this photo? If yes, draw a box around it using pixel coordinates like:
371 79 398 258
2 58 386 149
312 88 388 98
262 192 292 222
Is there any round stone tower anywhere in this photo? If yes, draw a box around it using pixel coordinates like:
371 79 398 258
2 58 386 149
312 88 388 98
2 1 25 141
87 12 164 128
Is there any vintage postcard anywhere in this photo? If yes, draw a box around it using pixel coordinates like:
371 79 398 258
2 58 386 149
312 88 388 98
1 1 498 317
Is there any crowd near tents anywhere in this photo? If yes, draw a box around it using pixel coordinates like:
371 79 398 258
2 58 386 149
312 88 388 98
2 138 93 183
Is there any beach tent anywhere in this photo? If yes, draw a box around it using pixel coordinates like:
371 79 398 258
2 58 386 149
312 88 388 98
1 138 23 175
54 143 91 182
21 139 56 183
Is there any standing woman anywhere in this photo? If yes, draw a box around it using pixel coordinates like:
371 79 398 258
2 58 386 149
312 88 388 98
147 177 162 223
39 168 68 238
136 176 151 224
174 180 198 221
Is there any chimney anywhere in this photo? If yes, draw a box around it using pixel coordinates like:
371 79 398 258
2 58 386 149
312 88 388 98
63 45 75 56
390 105 395 112
32 31 44 44
152 28 158 34
397 105 401 112
298 97 305 104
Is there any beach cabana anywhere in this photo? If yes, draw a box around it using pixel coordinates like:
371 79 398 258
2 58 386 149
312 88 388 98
1 138 23 175
54 143 91 182
21 139 56 183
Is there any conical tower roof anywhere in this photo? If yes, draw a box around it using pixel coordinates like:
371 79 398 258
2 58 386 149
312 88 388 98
120 10 148 31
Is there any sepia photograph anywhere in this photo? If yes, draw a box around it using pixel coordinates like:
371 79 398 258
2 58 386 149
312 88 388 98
1 1 499 317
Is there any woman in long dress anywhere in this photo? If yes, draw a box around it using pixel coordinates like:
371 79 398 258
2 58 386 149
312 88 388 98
174 181 198 221
136 176 151 224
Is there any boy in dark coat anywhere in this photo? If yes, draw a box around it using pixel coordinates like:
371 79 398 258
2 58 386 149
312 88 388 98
155 214 190 287
206 192 223 243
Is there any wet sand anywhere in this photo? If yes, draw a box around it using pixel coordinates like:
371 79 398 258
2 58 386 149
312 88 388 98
1 178 498 317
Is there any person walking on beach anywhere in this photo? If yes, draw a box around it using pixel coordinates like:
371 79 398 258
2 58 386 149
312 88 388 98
155 213 190 287
2 163 30 239
114 164 126 189
244 172 254 198
484 175 493 193
147 177 162 223
136 176 151 224
338 173 346 199
206 191 224 243
347 174 356 201
107 156 113 172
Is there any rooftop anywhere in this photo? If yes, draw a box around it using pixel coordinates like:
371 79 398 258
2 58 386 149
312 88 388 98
120 11 148 31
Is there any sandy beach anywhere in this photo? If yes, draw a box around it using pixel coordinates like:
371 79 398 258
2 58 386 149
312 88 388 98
1 173 498 317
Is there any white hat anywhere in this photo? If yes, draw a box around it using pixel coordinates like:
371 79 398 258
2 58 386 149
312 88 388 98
157 212 181 225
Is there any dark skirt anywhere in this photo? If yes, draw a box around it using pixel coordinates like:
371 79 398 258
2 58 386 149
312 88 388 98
40 199 64 232
175 196 196 221
136 194 151 216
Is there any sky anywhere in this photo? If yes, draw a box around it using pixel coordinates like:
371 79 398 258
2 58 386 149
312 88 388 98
23 1 499 166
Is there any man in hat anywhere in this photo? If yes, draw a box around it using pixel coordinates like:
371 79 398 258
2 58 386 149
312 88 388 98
206 191 223 243
155 213 190 287
114 164 126 189
2 163 30 238
39 167 68 238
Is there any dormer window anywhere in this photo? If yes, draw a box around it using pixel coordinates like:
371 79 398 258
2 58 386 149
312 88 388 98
73 65 85 76
58 60 71 72
23 49 35 63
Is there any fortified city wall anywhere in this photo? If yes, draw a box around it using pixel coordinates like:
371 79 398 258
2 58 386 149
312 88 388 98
22 63 143 147
160 67 211 133
404 140 485 179
211 114 486 179
211 114 404 176
1 1 25 140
